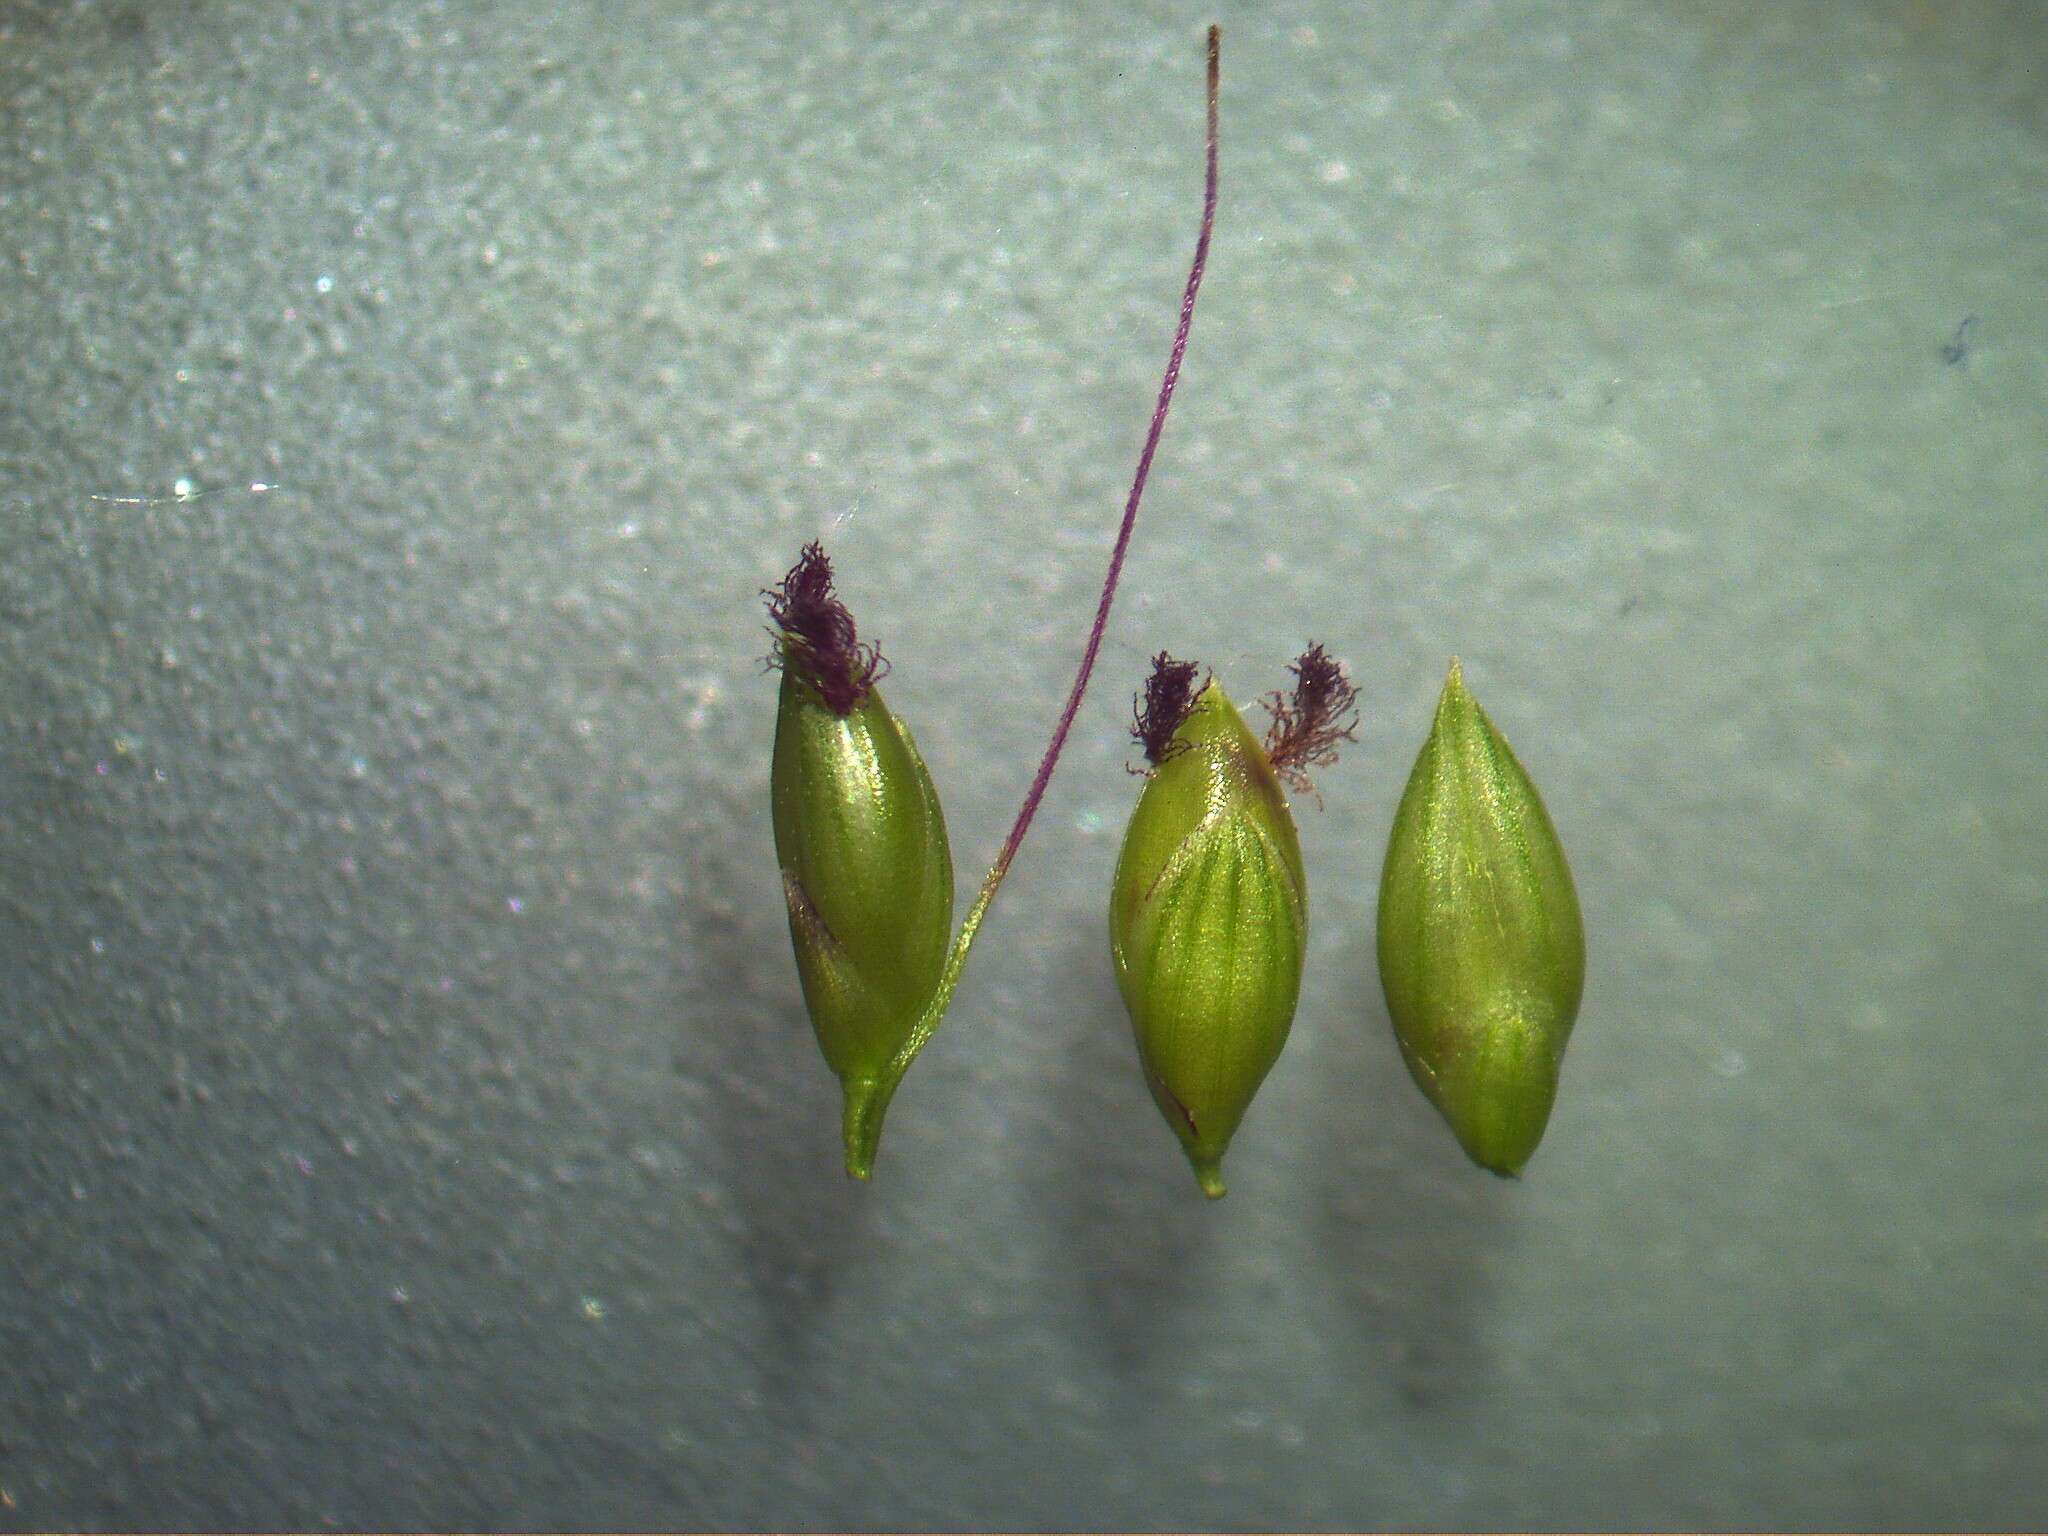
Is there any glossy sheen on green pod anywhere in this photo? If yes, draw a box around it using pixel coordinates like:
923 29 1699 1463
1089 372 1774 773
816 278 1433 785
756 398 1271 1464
771 670 953 1132
1376 661 1584 1176
1110 683 1307 1198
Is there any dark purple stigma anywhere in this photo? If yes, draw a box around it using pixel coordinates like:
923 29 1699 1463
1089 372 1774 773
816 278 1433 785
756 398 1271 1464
765 541 885 715
1132 651 1204 769
1263 643 1358 792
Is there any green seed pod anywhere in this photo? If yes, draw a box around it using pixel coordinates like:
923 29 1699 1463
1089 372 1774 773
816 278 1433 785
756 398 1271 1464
1376 660 1584 1176
1110 650 1354 1197
767 546 953 1173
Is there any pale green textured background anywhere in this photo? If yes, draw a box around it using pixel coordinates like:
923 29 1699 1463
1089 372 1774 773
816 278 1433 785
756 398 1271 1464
3 1 2045 1528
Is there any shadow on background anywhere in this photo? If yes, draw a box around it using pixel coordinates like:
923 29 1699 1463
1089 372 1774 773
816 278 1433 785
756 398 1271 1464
1041 921 1213 1379
1311 946 1521 1417
678 831 878 1456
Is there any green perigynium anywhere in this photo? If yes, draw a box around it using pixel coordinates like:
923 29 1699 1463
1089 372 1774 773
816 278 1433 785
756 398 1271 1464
768 545 953 1174
1110 649 1355 1197
1376 660 1584 1176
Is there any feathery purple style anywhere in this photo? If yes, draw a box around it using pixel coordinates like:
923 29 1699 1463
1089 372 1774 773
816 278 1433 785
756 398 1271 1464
766 541 886 715
1132 651 1204 768
1263 643 1358 792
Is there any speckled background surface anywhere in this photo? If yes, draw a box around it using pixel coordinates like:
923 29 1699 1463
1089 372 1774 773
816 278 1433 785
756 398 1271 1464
3 1 2045 1528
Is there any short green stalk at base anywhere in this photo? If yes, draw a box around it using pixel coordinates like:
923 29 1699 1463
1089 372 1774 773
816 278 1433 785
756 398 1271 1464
767 28 1226 1179
1376 661 1585 1176
837 847 1005 1178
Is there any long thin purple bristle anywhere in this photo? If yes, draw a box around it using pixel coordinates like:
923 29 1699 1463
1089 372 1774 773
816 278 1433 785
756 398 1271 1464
984 24 1222 883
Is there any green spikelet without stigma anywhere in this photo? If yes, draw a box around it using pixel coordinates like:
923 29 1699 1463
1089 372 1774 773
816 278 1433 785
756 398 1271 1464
1376 661 1585 1176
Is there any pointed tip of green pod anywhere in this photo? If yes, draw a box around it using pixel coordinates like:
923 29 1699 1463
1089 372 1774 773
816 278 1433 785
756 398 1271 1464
841 1076 890 1182
1192 1153 1228 1199
1377 660 1584 1176
1405 1025 1551 1176
1143 1064 1236 1198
